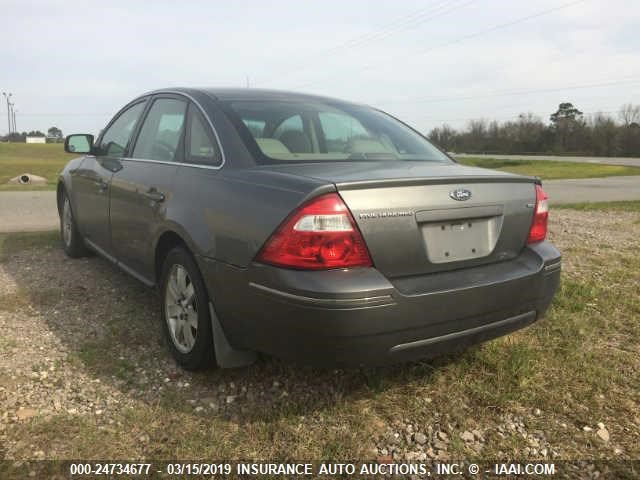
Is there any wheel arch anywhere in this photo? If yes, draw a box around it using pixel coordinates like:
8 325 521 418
154 228 203 286
56 156 85 217
153 227 257 369
56 180 66 216
155 231 187 283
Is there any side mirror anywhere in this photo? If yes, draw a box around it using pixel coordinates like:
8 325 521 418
64 134 94 154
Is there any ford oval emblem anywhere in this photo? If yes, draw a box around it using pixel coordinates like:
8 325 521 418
450 188 472 201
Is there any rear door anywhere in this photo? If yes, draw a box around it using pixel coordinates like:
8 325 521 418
72 100 147 255
109 95 187 282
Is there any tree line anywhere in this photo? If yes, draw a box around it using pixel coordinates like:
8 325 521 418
2 126 64 143
427 102 640 157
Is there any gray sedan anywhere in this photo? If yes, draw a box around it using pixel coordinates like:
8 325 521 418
59 88 561 370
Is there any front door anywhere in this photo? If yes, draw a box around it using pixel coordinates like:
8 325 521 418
72 101 147 255
71 156 114 252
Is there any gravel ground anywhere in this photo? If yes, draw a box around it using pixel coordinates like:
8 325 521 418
0 209 638 463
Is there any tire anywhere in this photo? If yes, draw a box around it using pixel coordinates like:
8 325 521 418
60 191 88 258
160 246 215 370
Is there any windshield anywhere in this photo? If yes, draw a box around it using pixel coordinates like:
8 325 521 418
222 100 451 164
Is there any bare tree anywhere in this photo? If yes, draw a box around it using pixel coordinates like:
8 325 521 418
619 103 640 127
428 124 456 151
422 103 640 156
588 113 618 156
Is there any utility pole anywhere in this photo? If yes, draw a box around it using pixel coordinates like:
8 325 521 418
2 92 11 136
8 102 15 134
11 107 17 134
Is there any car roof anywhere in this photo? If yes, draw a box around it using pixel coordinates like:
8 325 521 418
144 87 360 105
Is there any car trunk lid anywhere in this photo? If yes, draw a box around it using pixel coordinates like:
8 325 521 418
257 161 538 277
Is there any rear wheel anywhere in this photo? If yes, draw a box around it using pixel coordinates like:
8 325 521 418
160 246 215 370
60 191 88 258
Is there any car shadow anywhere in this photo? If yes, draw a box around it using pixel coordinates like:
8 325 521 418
1 232 464 424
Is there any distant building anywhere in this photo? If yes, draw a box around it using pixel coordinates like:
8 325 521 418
26 136 46 144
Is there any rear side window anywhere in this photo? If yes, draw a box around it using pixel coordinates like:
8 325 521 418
186 106 222 166
132 98 187 162
98 102 145 157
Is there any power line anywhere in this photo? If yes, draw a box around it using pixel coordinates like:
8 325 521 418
324 0 476 53
5 76 638 120
316 0 455 53
7 76 637 126
414 0 587 58
373 77 640 105
292 0 588 90
258 0 476 86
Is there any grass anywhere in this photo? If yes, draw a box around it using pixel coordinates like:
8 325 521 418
0 230 59 261
457 157 640 180
1 206 639 466
1 144 640 191
553 200 640 212
0 142 74 191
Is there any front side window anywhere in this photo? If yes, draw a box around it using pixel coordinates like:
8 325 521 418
223 100 451 163
98 101 146 157
132 98 187 162
186 106 222 166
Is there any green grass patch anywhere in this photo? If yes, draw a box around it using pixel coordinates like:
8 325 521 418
2 144 640 191
553 200 640 211
0 143 74 191
457 157 640 180
0 230 59 262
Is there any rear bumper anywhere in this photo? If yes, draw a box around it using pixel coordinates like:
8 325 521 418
200 241 561 367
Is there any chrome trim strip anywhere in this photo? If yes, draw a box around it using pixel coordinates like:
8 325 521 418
543 260 562 272
116 156 222 171
248 282 394 308
84 239 155 287
390 311 537 353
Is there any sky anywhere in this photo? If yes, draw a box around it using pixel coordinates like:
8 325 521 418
1 0 640 136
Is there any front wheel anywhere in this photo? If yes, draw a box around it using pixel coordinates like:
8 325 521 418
60 191 88 258
160 246 215 370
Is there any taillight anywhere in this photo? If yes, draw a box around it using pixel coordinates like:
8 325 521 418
527 184 549 244
256 193 373 270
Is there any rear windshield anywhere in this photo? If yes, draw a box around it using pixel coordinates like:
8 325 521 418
222 100 451 164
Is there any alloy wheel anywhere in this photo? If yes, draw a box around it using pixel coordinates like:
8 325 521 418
164 264 199 353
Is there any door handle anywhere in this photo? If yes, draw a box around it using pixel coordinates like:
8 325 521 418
143 188 165 203
93 179 108 193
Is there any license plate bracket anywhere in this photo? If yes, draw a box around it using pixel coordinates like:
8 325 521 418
420 216 502 263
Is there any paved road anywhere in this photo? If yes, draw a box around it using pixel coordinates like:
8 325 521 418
454 153 640 168
1 178 639 233
0 191 58 233
543 176 640 204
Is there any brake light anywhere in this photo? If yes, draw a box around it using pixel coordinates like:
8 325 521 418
527 184 549 244
256 193 373 270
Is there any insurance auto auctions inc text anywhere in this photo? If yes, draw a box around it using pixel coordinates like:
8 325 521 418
234 461 556 476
